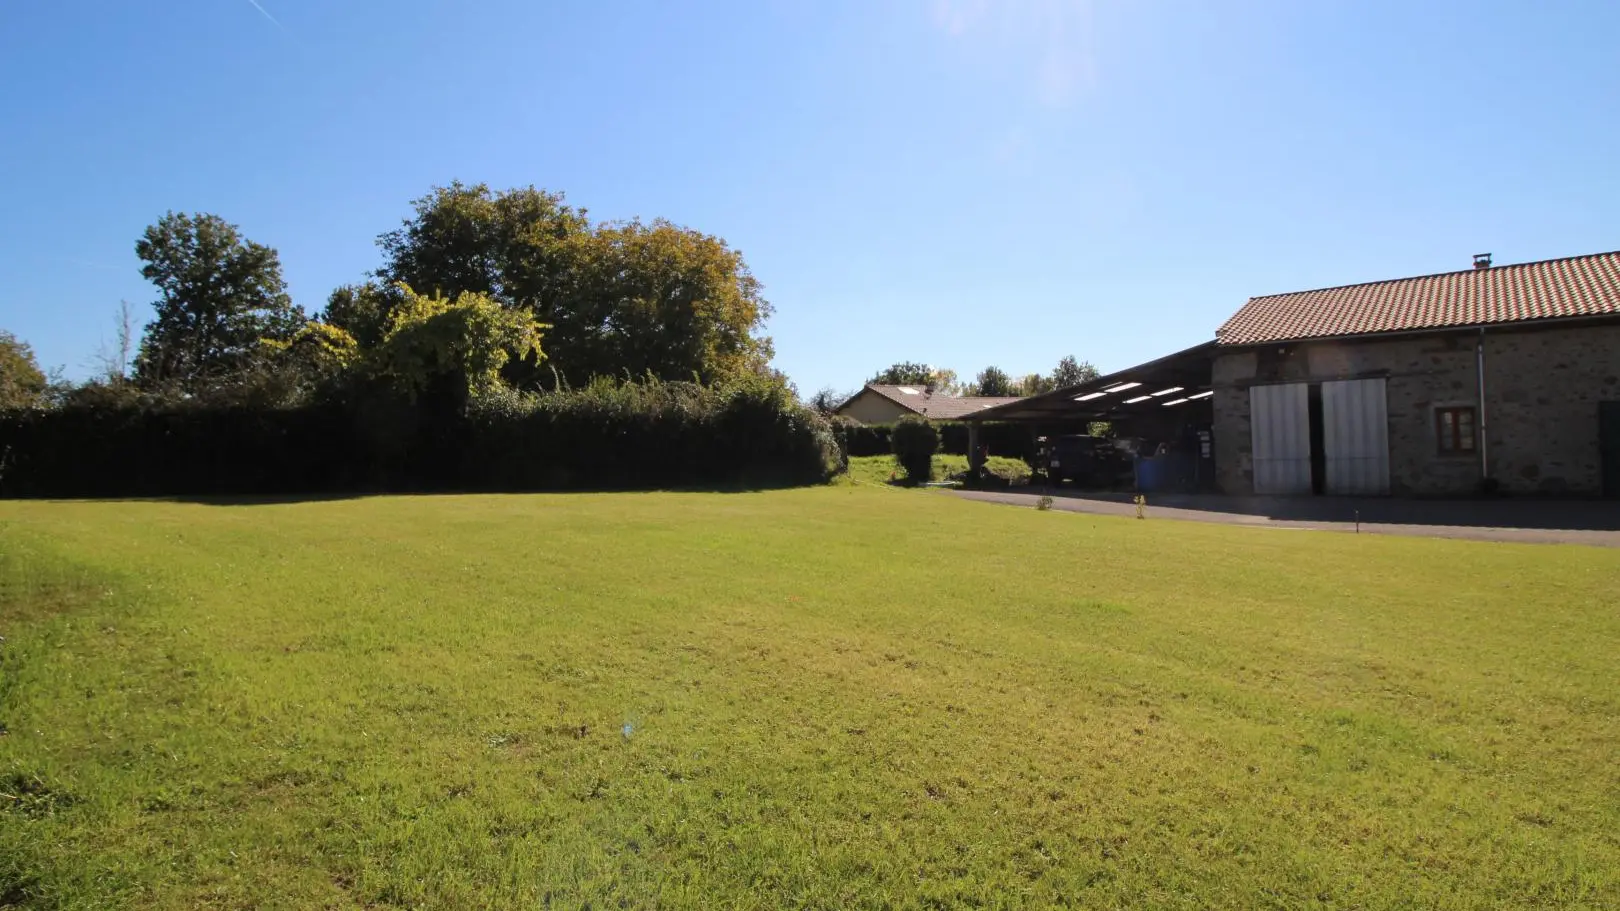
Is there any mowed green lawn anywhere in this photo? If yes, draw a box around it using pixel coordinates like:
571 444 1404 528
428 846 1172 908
1 487 1617 909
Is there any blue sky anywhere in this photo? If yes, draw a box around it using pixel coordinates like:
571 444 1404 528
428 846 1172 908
2 1 1616 392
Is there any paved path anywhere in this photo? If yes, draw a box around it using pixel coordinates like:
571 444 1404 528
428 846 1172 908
950 488 1620 547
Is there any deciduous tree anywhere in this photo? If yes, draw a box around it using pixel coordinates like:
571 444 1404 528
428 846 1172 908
928 368 963 395
869 362 934 385
1051 355 1099 389
808 387 852 414
89 301 138 383
133 212 304 389
321 283 398 350
576 219 772 384
258 321 362 395
370 285 546 402
373 183 770 387
377 183 589 313
1017 373 1055 396
969 366 1015 397
0 331 47 409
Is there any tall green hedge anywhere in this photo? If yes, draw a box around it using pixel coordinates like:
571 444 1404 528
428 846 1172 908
835 420 1040 460
461 380 842 491
0 379 842 498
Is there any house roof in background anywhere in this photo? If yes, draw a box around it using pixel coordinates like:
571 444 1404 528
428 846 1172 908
1217 250 1620 346
848 385 1023 420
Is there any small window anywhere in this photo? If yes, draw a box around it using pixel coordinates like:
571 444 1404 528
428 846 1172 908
1436 406 1477 455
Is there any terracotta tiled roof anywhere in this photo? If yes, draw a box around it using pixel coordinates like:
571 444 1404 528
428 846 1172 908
859 385 1023 420
1217 251 1620 346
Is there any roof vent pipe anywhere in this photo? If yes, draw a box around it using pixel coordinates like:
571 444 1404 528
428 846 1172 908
1473 253 1492 269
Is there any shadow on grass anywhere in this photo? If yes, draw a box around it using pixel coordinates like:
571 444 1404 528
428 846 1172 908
17 480 835 507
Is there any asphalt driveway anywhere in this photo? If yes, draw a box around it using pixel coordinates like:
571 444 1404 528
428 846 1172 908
950 488 1620 547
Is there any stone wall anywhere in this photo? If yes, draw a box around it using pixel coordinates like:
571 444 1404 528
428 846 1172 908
1212 321 1620 496
1315 334 1480 496
1482 323 1620 494
1211 351 1257 495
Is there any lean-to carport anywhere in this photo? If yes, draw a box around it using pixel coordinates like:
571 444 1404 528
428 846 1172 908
962 341 1219 489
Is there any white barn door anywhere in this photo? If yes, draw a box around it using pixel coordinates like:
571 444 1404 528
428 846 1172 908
1250 383 1311 494
1322 378 1390 495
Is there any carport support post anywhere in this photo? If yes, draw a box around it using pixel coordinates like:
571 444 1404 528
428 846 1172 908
967 421 984 473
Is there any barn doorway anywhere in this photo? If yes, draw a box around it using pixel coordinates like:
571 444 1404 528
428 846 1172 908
1250 378 1390 495
1322 378 1391 494
1602 402 1620 499
1250 383 1311 494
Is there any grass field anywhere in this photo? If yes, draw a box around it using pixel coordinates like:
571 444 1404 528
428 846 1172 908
842 454 1032 486
2 487 1618 909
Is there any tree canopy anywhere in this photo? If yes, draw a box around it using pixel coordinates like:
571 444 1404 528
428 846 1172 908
322 283 396 350
868 362 935 386
92 188 777 407
372 183 770 387
0 330 47 409
369 285 546 402
257 321 361 397
1052 355 1100 389
867 359 1095 398
133 212 305 390
1017 373 1055 396
377 183 589 314
969 366 1015 397
577 219 771 383
807 387 853 414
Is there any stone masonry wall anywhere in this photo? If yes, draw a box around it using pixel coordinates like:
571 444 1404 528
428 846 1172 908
1482 323 1620 494
1311 334 1480 495
1212 321 1620 496
1212 351 1257 495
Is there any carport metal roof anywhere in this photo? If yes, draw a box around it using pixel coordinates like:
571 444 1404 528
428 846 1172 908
964 341 1218 422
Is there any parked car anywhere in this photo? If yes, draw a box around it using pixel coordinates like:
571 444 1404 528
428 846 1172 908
1041 435 1136 489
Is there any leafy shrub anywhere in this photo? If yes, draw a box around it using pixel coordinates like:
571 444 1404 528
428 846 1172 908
369 285 545 401
948 455 1030 490
973 457 1031 488
890 417 938 485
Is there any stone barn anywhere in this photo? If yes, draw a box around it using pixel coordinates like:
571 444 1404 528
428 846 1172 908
1212 251 1620 497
